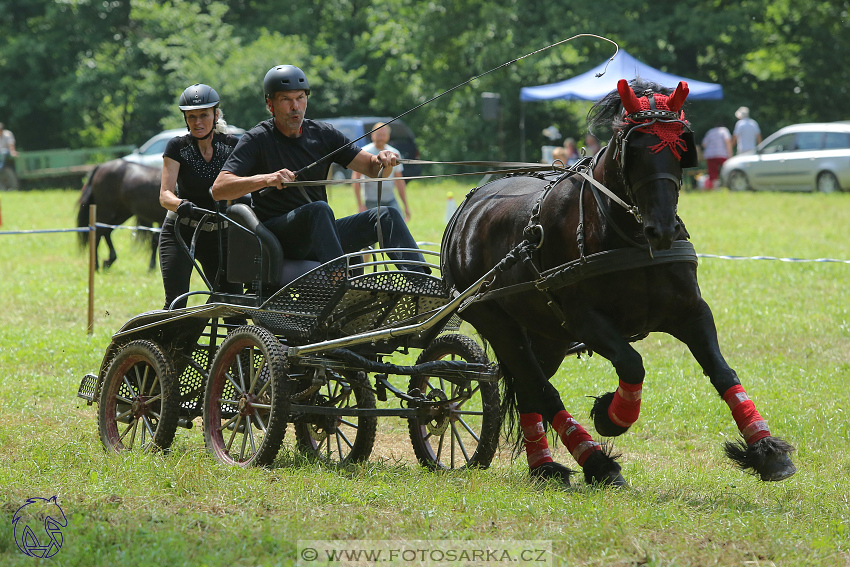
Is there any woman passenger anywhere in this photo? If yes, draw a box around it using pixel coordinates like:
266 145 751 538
158 83 241 309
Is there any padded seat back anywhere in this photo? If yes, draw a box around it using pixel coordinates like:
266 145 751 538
226 203 320 289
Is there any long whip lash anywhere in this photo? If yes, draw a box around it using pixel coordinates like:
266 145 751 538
293 33 620 179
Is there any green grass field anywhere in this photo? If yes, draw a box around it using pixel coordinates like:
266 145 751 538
0 185 848 566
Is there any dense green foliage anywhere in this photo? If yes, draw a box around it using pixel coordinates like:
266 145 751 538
1 0 848 160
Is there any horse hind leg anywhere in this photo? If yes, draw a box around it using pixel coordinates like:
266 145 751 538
148 224 159 271
102 230 117 269
465 308 624 486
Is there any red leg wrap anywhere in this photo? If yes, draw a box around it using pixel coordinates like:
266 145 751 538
608 380 643 428
520 413 553 469
723 385 771 444
552 410 600 466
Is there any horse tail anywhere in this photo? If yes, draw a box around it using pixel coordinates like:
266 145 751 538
495 349 524 458
77 165 99 248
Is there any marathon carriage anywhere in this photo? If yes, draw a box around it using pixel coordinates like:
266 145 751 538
77 202 502 470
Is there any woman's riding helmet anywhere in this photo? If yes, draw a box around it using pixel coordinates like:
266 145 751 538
263 65 310 99
178 84 220 110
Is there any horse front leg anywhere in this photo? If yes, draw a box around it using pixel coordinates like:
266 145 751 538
561 306 649 439
668 299 796 481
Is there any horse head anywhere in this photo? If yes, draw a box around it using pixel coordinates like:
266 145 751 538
591 79 697 250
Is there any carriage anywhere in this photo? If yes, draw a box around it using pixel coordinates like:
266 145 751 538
77 202 502 469
78 76 796 485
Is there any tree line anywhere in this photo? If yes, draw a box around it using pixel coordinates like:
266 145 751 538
1 0 847 163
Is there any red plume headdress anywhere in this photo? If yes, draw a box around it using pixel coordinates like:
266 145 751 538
617 79 689 159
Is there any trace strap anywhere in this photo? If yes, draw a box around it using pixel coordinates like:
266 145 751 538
466 240 699 305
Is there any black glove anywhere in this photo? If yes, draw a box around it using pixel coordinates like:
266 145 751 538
176 200 205 221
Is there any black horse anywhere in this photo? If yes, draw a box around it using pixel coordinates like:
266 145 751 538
77 159 165 270
443 79 796 486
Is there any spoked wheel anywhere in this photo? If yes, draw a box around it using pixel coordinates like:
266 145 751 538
294 371 377 466
97 340 180 453
407 334 501 470
203 325 289 467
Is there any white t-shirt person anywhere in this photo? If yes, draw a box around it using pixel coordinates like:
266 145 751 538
732 107 762 153
352 123 411 220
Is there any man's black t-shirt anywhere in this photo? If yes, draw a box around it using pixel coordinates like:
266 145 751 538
163 132 238 210
221 118 361 221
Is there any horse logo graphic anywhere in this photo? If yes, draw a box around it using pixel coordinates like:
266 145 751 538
12 496 68 558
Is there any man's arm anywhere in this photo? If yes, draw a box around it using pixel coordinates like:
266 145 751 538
212 169 293 200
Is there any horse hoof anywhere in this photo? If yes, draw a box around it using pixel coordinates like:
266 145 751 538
530 462 573 486
582 448 628 487
724 436 797 482
590 392 630 437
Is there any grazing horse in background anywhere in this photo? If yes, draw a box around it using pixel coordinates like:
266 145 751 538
443 79 796 486
77 159 165 270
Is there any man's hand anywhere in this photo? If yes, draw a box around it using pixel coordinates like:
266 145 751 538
266 168 296 189
374 150 399 177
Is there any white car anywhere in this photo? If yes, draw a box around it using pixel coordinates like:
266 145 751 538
720 122 850 192
123 126 245 169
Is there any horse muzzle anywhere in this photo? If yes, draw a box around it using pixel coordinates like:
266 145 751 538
642 219 682 250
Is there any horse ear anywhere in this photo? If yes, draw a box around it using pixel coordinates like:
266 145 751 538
617 79 642 114
667 81 689 111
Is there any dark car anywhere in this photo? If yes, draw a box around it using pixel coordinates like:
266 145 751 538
312 116 422 180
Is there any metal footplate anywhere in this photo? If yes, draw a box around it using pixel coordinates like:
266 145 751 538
77 373 98 404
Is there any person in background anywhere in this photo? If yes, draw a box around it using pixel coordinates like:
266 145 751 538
352 122 412 221
212 65 428 273
701 121 733 190
732 106 762 154
0 122 19 190
158 84 242 309
562 137 580 166
582 134 601 157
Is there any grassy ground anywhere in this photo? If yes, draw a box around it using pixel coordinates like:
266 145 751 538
0 185 848 566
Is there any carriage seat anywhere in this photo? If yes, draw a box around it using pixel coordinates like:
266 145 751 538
225 203 320 289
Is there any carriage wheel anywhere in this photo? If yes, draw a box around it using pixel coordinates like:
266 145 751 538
407 334 501 470
294 372 377 466
97 340 180 453
203 326 289 467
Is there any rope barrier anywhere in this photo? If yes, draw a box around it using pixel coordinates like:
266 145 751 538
1 226 848 264
0 222 161 236
696 253 850 265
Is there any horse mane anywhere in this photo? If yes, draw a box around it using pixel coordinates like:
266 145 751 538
586 78 675 135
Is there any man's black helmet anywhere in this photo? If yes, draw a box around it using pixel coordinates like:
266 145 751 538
178 84 220 110
263 65 310 99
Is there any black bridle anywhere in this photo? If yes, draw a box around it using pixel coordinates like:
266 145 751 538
610 104 693 203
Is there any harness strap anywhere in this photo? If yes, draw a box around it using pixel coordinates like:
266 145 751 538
629 172 681 195
576 170 634 213
469 240 698 304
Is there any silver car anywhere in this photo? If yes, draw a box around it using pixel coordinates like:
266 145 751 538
720 122 850 192
123 126 245 169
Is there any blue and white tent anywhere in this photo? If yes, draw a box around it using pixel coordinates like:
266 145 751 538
520 49 723 102
518 49 722 159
